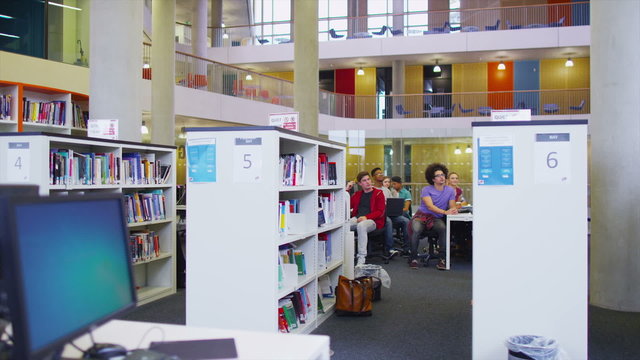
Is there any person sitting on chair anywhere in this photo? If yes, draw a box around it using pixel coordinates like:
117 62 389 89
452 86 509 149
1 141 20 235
390 176 412 253
409 163 458 270
346 171 386 266
447 171 465 203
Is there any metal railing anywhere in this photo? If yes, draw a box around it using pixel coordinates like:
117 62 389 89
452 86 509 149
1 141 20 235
141 47 589 119
176 2 589 47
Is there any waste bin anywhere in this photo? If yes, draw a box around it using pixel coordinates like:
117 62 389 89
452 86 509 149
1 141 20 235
505 335 558 360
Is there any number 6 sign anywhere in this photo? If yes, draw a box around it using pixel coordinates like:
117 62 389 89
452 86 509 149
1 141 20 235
534 133 571 184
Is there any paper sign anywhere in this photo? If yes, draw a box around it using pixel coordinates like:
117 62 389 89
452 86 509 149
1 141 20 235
87 119 119 140
534 133 571 184
233 137 263 183
269 112 299 131
477 135 514 186
491 109 531 121
187 137 216 183
6 142 30 182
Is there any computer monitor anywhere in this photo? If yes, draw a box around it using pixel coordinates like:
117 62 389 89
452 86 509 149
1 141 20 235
0 185 39 320
4 193 137 359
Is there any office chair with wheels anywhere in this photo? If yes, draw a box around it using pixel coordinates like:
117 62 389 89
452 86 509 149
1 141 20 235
416 229 441 267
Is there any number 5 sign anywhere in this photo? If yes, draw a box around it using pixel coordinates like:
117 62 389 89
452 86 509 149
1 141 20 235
233 137 263 183
534 133 571 184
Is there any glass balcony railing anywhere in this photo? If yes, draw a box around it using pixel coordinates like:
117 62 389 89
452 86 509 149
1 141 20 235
141 44 589 119
176 2 590 47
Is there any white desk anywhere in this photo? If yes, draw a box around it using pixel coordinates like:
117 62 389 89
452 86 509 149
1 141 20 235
445 212 473 270
62 320 330 360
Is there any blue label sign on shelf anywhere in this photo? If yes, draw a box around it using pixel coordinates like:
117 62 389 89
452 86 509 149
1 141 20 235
234 137 263 183
477 135 514 186
187 137 217 183
534 133 571 184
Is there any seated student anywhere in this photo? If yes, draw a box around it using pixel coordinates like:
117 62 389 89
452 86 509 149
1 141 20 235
346 171 386 266
370 167 394 253
409 163 458 270
447 171 465 203
390 176 412 253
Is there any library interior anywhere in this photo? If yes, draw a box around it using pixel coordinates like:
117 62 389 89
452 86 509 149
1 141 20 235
0 0 639 359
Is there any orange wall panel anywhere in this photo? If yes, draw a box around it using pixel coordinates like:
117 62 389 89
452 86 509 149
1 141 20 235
488 61 514 109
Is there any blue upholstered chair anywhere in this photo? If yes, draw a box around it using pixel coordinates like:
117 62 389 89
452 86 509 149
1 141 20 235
506 20 522 30
372 25 388 36
478 106 492 116
570 100 585 111
548 16 565 28
485 19 500 31
543 104 560 113
396 104 412 116
390 28 404 36
329 29 344 39
459 105 474 114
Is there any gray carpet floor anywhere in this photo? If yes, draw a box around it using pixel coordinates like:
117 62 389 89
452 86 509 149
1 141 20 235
120 256 640 359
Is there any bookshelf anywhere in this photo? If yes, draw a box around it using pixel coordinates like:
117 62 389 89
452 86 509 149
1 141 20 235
0 80 89 135
0 132 176 306
185 126 347 334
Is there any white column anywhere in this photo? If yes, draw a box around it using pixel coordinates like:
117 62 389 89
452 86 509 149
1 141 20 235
151 0 176 145
293 0 318 136
392 60 405 118
192 0 208 56
90 0 143 142
392 0 404 34
590 0 640 312
211 0 223 47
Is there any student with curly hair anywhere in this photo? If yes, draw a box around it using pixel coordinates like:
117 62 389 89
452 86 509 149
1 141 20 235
409 162 458 270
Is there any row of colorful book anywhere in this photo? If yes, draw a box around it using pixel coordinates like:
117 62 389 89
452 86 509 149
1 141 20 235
317 192 336 226
278 199 300 234
318 153 337 186
49 149 119 185
124 190 167 224
123 152 172 185
22 98 66 125
279 244 307 276
317 232 333 270
1 94 11 120
130 230 161 263
72 102 89 129
279 153 305 186
278 287 312 333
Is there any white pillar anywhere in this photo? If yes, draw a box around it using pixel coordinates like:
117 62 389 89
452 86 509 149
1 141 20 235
151 0 176 145
590 0 640 312
192 0 208 56
392 60 405 118
89 0 143 142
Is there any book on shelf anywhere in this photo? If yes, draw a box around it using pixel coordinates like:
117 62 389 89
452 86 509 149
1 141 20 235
318 152 328 186
293 251 306 275
278 307 289 333
49 149 119 186
72 102 88 129
129 230 160 262
22 98 66 125
1 94 11 120
278 199 300 234
318 232 332 264
317 294 325 314
124 190 167 223
317 240 326 270
278 298 298 330
279 153 305 186
318 193 335 225
328 162 337 185
318 275 334 298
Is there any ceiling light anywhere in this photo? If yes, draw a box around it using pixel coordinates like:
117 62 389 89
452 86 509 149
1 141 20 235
565 58 574 67
497 61 506 70
357 67 365 76
141 121 149 135
245 73 253 81
0 32 19 39
47 2 82 11
465 145 472 154
0 14 14 19
433 59 441 73
223 32 229 39
143 63 150 69
454 146 462 155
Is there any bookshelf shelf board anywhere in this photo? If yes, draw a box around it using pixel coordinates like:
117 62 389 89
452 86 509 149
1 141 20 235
277 285 296 300
176 205 187 211
132 252 172 266
0 119 15 124
318 260 343 277
318 185 343 191
289 320 315 335
70 127 87 132
278 185 315 192
22 122 68 129
136 286 174 306
317 299 336 327
122 183 173 189
49 184 121 191
318 222 344 233
127 218 174 228
297 273 316 289
278 231 316 246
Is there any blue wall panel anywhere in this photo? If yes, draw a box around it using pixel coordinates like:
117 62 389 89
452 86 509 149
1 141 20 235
514 60 540 114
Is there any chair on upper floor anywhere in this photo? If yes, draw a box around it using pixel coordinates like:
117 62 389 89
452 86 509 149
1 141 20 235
543 103 560 113
396 104 412 116
442 104 457 117
371 25 388 36
329 29 344 39
506 20 522 30
478 106 492 116
485 19 501 31
548 16 565 27
389 27 404 36
424 21 450 34
459 104 474 114
256 37 269 44
570 100 586 111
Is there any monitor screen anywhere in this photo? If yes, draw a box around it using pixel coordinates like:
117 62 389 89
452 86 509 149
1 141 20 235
5 193 136 359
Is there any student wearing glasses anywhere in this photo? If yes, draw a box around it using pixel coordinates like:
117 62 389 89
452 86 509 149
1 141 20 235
409 163 458 270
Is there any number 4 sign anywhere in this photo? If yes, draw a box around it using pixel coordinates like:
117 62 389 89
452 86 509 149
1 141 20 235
534 133 571 184
233 137 263 183
6 142 31 182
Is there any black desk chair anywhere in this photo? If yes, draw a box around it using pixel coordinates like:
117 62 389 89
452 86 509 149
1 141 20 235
416 229 441 267
365 226 392 264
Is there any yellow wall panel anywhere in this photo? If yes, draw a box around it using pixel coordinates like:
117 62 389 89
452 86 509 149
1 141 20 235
452 63 487 115
540 57 590 111
263 72 294 81
355 67 376 118
405 65 423 115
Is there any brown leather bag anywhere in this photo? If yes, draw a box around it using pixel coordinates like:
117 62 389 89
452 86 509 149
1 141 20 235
335 275 373 316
